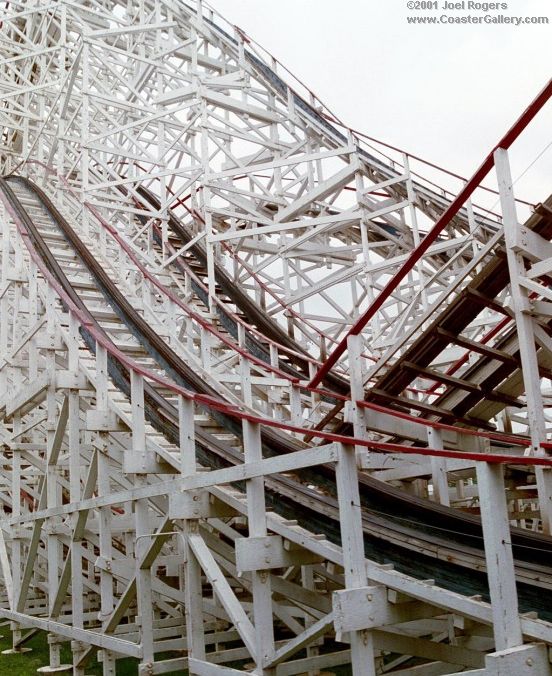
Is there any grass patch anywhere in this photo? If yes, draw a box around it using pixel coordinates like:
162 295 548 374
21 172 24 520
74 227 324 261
0 627 139 674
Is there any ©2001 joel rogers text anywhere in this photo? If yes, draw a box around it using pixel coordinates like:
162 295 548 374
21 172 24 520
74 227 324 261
405 1 549 25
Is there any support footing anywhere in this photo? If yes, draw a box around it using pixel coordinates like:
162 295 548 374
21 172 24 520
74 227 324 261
36 666 73 674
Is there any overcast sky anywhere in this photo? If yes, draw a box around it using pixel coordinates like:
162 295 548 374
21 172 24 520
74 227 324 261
210 0 551 209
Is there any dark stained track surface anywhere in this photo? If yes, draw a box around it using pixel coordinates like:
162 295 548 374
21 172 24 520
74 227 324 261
4 175 552 621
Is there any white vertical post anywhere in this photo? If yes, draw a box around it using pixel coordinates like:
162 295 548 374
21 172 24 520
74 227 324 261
180 395 206 661
476 461 522 651
403 153 428 311
495 147 552 533
131 371 154 668
348 335 367 442
96 343 115 676
81 37 90 238
68 315 84 643
335 443 376 675
243 416 275 668
427 427 450 506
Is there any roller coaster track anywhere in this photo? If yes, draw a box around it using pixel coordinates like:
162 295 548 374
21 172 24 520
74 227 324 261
134 183 348 392
4 173 550 602
1 1 552 674
0 162 550 671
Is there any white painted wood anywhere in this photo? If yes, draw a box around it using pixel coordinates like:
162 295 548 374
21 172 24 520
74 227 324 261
495 148 552 533
427 428 450 507
0 4 549 675
188 533 257 659
476 462 522 651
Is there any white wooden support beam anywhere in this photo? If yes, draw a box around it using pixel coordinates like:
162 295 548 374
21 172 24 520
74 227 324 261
476 461 522 652
187 533 257 659
208 208 360 243
68 354 84 646
4 373 49 420
50 451 99 620
85 410 124 432
334 585 438 635
179 389 205 663
169 490 211 519
130 371 155 667
484 643 552 674
510 224 552 262
450 642 552 675
235 535 323 573
203 90 281 124
0 608 143 658
275 159 359 223
123 449 175 474
334 441 377 675
265 612 334 668
88 22 178 39
347 335 368 444
427 428 450 507
56 370 88 390
273 650 352 676
188 659 244 675
495 147 552 534
242 416 275 670
94 342 115 639
0 529 13 610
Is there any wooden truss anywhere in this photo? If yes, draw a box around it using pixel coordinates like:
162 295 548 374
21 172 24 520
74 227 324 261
0 1 551 674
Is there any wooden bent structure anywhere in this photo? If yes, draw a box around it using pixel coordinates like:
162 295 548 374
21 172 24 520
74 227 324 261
0 1 552 673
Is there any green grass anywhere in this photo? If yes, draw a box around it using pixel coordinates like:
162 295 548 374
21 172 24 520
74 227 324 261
0 626 139 674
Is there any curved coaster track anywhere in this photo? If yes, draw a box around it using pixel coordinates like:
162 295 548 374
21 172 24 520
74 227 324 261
0 1 552 674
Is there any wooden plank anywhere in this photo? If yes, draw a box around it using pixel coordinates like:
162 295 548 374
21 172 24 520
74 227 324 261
188 534 256 659
402 361 482 394
266 612 334 667
435 328 518 364
188 659 244 675
402 361 523 407
4 374 49 419
370 389 493 429
464 288 511 316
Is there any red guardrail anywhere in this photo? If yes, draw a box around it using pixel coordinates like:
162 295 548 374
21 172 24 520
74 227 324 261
309 78 552 389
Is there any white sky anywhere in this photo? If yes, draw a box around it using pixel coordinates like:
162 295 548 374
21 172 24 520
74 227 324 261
209 0 551 207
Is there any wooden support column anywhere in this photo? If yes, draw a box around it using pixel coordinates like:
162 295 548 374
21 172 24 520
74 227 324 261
348 335 367 444
495 147 552 533
476 461 522 652
180 395 206 663
130 371 155 672
95 343 116 676
427 428 450 507
240 344 274 669
243 419 275 669
335 441 376 675
68 316 84 648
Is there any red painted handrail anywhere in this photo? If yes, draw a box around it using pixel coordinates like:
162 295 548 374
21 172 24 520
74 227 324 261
309 78 552 389
2 188 548 467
